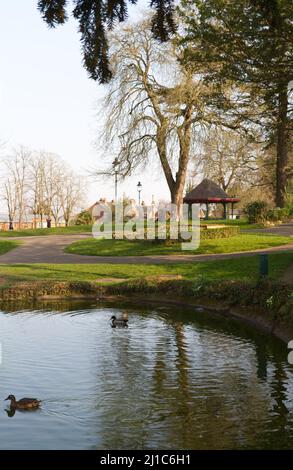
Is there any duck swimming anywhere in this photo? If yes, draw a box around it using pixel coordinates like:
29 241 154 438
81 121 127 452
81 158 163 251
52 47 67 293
110 315 128 328
5 395 41 410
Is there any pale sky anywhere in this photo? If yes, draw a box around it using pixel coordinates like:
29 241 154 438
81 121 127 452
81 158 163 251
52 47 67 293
0 1 170 207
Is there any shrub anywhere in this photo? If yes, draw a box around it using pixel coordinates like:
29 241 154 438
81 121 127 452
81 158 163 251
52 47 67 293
265 208 279 222
244 201 268 224
276 207 291 221
245 199 293 224
75 210 93 225
148 225 239 244
265 207 292 222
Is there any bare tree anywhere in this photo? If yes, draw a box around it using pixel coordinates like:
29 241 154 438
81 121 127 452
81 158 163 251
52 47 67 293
195 128 262 193
29 153 47 226
1 147 88 229
41 152 68 225
3 178 17 230
99 21 211 208
13 146 30 225
1 147 30 229
51 166 65 226
60 173 85 226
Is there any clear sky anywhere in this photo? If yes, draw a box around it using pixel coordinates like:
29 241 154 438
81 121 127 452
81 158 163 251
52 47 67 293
0 1 170 207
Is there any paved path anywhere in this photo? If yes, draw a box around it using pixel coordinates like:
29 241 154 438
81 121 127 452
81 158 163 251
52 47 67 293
244 222 293 237
0 233 293 265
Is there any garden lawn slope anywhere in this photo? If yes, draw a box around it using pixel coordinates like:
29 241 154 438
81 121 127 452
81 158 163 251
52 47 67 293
0 252 292 286
0 240 21 255
65 233 292 257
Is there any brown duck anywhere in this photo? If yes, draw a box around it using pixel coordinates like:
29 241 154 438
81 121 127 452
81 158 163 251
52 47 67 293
5 395 41 409
110 315 128 328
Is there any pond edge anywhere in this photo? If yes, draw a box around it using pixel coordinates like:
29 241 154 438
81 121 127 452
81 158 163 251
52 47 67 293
0 279 292 344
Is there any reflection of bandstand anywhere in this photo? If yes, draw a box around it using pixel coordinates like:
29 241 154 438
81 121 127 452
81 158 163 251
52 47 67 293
184 179 240 220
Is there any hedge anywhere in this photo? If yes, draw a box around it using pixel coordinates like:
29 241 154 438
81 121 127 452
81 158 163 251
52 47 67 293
200 225 240 239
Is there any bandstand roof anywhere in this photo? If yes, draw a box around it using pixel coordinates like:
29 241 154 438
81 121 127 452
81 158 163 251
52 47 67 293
184 179 240 204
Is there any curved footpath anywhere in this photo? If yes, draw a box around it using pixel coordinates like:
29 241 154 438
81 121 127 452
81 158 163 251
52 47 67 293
0 232 292 265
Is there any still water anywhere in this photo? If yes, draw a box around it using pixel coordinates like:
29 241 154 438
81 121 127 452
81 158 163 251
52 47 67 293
0 300 292 450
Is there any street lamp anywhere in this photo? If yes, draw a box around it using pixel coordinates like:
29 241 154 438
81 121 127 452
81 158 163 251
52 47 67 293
112 158 119 203
137 181 142 206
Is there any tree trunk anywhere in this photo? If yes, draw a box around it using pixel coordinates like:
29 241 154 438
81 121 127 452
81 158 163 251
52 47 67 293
156 127 176 198
156 108 192 212
171 172 187 208
52 215 58 227
276 85 289 207
172 111 192 210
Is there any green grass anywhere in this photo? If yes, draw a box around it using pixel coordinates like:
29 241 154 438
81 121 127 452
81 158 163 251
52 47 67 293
0 225 92 237
0 218 266 238
0 240 20 255
65 233 292 257
0 253 291 285
203 218 264 230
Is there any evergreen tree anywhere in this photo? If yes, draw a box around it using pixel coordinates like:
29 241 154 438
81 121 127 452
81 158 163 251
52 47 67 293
179 0 293 206
38 0 176 83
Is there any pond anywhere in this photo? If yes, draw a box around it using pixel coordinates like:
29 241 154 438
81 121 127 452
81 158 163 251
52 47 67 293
0 300 292 450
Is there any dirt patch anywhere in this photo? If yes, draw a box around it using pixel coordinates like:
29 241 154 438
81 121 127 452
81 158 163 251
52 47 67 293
145 274 183 282
95 277 128 284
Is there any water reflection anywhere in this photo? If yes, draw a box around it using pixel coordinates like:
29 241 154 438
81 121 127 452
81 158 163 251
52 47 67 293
5 408 15 418
0 300 292 449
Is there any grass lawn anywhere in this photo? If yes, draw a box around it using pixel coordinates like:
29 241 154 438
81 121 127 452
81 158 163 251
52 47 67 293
0 252 292 286
0 225 92 237
0 219 268 238
65 233 293 257
203 218 265 230
0 240 21 255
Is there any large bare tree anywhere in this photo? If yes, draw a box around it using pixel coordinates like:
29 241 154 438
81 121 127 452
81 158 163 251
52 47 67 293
195 128 263 193
100 21 211 208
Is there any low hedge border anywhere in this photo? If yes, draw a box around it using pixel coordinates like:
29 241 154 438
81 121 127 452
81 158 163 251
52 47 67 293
0 276 291 325
146 225 240 245
200 225 240 239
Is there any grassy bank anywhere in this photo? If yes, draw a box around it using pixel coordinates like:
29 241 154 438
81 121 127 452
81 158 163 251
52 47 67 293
0 275 292 342
0 240 21 255
0 254 292 340
65 233 292 256
0 252 292 286
0 225 92 237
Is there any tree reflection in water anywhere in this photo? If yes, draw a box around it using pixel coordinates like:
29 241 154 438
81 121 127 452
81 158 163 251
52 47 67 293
0 301 292 449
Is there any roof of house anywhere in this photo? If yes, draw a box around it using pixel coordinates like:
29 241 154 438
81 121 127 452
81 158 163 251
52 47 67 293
184 179 240 203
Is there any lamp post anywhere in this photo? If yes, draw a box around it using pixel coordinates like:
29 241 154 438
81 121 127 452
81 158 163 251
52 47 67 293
137 181 142 206
112 158 119 203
